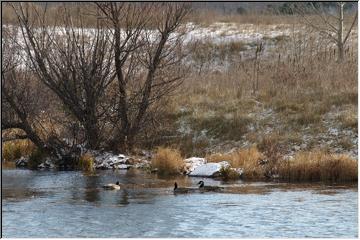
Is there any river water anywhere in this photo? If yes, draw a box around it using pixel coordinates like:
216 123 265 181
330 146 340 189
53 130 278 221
2 168 358 238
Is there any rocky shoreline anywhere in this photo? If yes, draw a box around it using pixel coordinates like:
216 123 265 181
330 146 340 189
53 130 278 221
14 151 245 178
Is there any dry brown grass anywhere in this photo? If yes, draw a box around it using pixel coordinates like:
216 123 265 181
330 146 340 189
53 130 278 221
207 146 265 179
277 151 358 182
338 111 358 130
219 166 241 180
2 140 36 162
188 9 299 26
78 153 95 172
151 147 184 175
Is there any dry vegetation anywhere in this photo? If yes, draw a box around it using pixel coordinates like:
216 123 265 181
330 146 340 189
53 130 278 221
151 147 184 175
188 9 299 26
155 43 357 157
207 146 266 180
146 12 358 182
2 140 36 162
2 3 357 182
77 153 95 172
277 151 358 182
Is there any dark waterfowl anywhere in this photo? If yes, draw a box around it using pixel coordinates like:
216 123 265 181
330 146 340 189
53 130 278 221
103 181 121 190
198 181 223 192
173 182 198 194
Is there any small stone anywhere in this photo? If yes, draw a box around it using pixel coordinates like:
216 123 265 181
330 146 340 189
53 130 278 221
38 163 46 169
233 168 244 176
114 164 130 170
293 146 301 151
15 157 28 168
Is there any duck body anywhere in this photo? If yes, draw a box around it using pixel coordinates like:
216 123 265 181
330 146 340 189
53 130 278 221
198 181 223 192
103 181 121 190
173 182 198 194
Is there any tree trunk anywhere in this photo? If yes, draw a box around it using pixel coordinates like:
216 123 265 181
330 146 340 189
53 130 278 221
338 42 344 62
84 116 99 149
337 2 345 62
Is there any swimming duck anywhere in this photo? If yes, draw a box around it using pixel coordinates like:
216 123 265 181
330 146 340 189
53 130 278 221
198 181 223 192
173 182 197 194
103 181 121 190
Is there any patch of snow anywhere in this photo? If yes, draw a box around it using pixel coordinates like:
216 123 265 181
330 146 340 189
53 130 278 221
94 152 129 169
92 151 150 170
183 157 207 174
113 164 131 170
189 161 230 177
232 167 244 177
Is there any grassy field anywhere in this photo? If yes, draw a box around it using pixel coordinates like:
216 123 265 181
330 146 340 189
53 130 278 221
2 8 358 181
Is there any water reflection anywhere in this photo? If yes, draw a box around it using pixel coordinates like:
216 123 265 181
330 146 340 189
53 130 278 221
2 169 358 238
118 190 129 206
84 175 100 203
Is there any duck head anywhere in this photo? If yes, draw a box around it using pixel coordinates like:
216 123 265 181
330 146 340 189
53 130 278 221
174 182 178 190
116 181 120 185
198 181 204 188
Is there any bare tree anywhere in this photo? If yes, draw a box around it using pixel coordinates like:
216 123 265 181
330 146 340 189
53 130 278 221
294 2 357 61
97 2 190 151
12 3 115 149
1 24 55 154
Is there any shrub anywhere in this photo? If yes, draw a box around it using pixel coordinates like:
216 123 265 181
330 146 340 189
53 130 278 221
78 153 95 172
207 146 265 180
219 166 241 180
2 140 35 162
277 151 357 182
338 111 357 130
193 115 251 141
328 92 357 107
257 133 283 161
28 149 46 169
151 147 184 175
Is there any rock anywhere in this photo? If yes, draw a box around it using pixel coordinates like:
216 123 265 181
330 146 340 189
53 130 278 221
94 152 129 169
125 157 143 165
271 174 280 179
140 150 153 159
15 157 28 168
259 159 268 165
293 145 301 151
96 162 111 170
283 155 294 161
113 164 131 170
328 128 339 136
133 160 151 169
38 158 56 169
189 161 230 177
300 143 307 149
38 163 46 169
183 157 207 174
232 167 244 177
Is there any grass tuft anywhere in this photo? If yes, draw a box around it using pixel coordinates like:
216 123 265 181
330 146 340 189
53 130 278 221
2 140 36 162
277 151 357 182
219 165 241 180
78 153 95 172
338 111 357 130
151 147 184 175
207 146 265 180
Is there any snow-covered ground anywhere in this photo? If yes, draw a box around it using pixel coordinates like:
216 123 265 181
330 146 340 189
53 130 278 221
184 22 296 44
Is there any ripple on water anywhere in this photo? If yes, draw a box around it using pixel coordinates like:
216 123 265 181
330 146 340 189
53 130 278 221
2 169 358 238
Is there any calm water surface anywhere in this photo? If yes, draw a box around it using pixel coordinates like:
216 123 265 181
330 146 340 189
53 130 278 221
2 169 358 238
